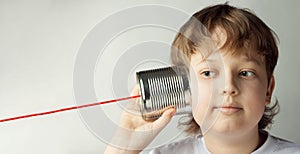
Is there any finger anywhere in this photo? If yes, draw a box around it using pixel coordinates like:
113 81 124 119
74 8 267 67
124 85 140 111
143 105 175 120
131 85 140 96
152 107 176 130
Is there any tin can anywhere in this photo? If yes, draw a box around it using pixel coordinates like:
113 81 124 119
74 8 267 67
136 66 191 120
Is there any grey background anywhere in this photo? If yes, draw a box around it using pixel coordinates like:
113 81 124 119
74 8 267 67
0 0 299 153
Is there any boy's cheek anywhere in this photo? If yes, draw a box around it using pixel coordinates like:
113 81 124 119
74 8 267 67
191 82 218 114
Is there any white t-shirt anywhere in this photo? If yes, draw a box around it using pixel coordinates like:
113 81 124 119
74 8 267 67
149 132 300 154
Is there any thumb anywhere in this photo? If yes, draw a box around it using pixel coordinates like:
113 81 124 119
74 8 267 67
152 108 176 130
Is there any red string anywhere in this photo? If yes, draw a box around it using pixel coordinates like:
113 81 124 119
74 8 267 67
0 95 140 123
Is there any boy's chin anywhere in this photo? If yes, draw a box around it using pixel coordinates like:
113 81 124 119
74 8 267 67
201 118 246 136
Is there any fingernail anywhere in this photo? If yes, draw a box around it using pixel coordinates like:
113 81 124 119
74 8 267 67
170 109 176 116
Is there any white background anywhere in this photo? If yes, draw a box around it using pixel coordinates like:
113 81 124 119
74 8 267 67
0 0 299 153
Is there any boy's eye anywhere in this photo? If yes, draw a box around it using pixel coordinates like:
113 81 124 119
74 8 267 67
200 71 217 78
240 71 255 78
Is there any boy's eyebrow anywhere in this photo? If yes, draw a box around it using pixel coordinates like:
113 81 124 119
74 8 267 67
194 55 264 66
196 58 218 65
240 55 264 66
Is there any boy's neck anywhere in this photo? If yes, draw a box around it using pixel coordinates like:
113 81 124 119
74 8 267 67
203 128 267 154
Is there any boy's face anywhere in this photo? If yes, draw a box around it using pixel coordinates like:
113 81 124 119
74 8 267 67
189 47 274 136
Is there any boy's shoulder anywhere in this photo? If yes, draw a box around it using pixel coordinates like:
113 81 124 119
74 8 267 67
269 135 300 153
255 132 300 153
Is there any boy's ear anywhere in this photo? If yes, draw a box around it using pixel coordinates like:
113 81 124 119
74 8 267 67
266 75 275 105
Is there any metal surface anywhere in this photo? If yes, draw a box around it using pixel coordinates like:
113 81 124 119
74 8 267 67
136 66 191 120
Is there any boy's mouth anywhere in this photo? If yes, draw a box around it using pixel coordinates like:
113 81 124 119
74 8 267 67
213 103 243 115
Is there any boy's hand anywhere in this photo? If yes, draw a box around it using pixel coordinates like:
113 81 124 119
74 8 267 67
104 85 176 154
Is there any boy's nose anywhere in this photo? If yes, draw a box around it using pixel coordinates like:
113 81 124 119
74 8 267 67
222 88 238 95
221 74 239 96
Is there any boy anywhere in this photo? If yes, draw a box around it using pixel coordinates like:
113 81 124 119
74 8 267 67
105 3 300 153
